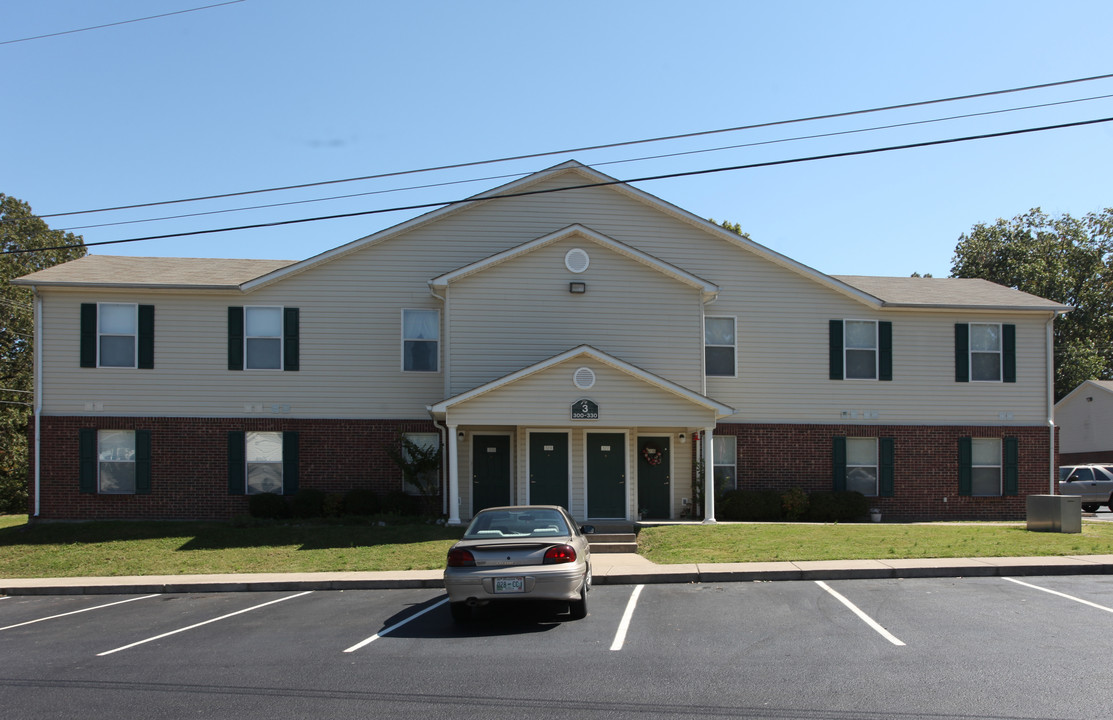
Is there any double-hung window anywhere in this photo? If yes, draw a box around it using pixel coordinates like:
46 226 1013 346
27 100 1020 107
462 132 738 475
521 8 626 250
401 432 441 495
958 437 1018 496
829 320 892 380
228 306 299 371
402 309 439 372
78 428 152 494
845 438 878 496
955 323 1015 383
712 434 737 495
833 436 894 497
227 430 300 495
80 303 154 369
705 317 736 377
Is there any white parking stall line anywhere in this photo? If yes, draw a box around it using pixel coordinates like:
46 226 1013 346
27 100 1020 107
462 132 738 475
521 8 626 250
609 584 644 651
1003 577 1113 613
97 591 313 657
0 594 159 633
344 597 449 652
815 581 905 647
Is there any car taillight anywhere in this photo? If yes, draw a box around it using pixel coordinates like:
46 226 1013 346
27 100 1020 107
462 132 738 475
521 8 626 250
543 544 577 564
447 548 475 567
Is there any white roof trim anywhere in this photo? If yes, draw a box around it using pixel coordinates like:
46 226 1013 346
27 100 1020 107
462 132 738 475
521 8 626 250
428 224 719 297
428 344 734 417
1055 379 1113 409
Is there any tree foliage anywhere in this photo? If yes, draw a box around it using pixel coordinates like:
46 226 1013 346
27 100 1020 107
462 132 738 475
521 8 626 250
950 207 1113 400
0 194 86 512
708 218 752 241
386 435 443 501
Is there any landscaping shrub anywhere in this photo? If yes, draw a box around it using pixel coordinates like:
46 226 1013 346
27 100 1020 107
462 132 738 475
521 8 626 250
322 493 344 518
289 488 326 519
248 492 289 519
342 488 380 516
781 488 809 520
717 490 783 521
380 490 421 516
805 491 870 522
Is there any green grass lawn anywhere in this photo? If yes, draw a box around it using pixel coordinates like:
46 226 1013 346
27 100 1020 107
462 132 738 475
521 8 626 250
638 521 1113 564
4 514 1113 578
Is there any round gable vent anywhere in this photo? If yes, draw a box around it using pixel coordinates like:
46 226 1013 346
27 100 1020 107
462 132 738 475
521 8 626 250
565 248 590 274
573 367 596 389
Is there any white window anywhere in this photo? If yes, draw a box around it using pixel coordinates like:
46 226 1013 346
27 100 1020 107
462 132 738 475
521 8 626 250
844 320 877 380
98 430 136 493
98 303 137 368
245 307 283 370
846 438 878 496
971 438 1002 496
705 317 736 377
712 434 737 495
969 323 1001 382
245 431 284 494
402 432 440 495
403 309 439 372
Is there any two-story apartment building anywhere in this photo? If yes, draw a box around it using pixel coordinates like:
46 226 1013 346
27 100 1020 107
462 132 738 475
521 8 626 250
14 161 1068 522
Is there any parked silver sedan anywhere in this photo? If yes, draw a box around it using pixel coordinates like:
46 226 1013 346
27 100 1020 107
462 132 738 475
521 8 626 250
443 505 594 622
1058 465 1113 512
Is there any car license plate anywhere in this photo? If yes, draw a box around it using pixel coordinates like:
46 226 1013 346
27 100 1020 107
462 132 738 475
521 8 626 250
493 576 525 594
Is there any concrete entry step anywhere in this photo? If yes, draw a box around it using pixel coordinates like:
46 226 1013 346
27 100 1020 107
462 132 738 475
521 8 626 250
587 532 638 553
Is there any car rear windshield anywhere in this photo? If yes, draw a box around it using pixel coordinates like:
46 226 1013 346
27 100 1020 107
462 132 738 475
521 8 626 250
463 509 571 539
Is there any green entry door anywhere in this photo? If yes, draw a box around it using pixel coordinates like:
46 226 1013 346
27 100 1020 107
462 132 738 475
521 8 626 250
588 433 626 519
472 435 510 513
637 437 671 519
529 432 569 509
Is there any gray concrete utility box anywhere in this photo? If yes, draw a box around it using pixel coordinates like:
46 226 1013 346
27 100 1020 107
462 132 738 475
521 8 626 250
1026 495 1082 533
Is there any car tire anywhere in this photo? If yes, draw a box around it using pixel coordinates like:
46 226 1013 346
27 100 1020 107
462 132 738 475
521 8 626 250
1083 503 1100 513
450 601 472 623
568 580 588 620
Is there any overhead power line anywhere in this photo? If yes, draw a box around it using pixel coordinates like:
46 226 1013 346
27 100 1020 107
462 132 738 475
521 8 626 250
10 115 1113 256
0 1 246 46
40 71 1113 218
57 92 1113 232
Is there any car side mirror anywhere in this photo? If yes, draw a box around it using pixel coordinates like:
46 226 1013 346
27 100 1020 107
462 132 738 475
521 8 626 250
1067 475 1079 482
580 524 596 535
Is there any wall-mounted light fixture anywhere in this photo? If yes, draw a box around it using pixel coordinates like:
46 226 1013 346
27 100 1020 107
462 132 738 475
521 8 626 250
457 430 465 439
569 281 587 294
678 433 686 444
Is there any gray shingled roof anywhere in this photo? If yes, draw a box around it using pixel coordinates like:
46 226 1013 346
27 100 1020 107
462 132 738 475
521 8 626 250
833 275 1070 311
12 255 296 289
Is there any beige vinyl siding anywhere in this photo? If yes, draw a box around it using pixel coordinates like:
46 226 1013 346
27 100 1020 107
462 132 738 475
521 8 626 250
1056 389 1113 454
447 236 704 395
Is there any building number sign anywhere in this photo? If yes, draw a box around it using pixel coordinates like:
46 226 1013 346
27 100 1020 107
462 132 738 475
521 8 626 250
571 398 599 421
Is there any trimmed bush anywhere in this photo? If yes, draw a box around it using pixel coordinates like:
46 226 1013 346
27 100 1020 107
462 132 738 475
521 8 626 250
248 492 289 519
322 493 344 518
289 488 326 519
380 490 421 516
718 490 783 521
805 491 870 522
781 488 809 520
342 488 379 516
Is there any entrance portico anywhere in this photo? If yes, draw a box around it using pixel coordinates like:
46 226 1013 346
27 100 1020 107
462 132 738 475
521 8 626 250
428 346 733 524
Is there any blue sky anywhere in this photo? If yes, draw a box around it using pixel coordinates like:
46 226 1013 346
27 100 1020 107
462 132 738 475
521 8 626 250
4 0 1112 277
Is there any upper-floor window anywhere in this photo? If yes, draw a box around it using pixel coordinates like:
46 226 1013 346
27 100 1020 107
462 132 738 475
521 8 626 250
829 320 891 381
403 309 439 372
80 303 154 369
955 323 1015 383
970 323 1001 381
705 316 736 377
228 306 299 371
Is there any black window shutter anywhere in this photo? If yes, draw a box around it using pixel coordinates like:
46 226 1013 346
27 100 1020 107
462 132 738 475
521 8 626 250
832 436 847 491
829 320 844 380
283 307 300 371
1002 324 1016 383
79 428 97 493
138 305 155 369
228 431 245 495
878 321 892 381
283 431 300 495
1003 436 1019 495
879 437 895 497
958 437 972 496
80 304 97 368
228 307 244 371
954 324 969 383
135 429 152 494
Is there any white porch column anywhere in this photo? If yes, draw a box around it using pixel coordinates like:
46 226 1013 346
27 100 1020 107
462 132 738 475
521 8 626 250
702 427 716 524
447 424 461 525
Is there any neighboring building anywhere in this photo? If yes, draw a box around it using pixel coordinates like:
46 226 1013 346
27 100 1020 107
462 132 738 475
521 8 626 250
1055 380 1113 465
14 161 1069 522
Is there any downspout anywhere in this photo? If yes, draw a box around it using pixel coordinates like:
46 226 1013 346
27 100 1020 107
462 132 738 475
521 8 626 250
1046 314 1056 495
32 286 42 518
429 282 450 516
433 418 448 516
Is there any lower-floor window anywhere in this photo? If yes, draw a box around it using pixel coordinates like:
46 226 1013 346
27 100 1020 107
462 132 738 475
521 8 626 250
712 435 737 495
970 438 1002 496
228 430 299 496
79 428 151 494
246 431 284 495
845 438 878 497
400 432 441 495
959 436 1018 497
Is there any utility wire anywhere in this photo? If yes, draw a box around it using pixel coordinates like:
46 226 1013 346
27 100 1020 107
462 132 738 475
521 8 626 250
10 115 1113 256
0 1 246 46
57 92 1113 232
40 71 1113 218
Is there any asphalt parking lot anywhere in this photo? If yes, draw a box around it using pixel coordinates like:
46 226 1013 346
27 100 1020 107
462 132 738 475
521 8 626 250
3 574 1112 719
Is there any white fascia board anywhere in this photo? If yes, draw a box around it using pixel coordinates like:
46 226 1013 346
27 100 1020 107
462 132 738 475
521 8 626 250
428 344 734 417
1055 379 1113 410
428 224 719 297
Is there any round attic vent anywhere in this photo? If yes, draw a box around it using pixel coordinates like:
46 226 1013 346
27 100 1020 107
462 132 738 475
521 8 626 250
573 367 596 389
565 248 590 274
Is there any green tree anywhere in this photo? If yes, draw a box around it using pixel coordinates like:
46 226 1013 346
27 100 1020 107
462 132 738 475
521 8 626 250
951 207 1113 400
708 218 752 241
0 195 86 512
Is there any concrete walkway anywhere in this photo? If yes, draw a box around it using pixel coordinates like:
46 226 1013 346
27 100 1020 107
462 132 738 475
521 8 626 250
3 552 1113 596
